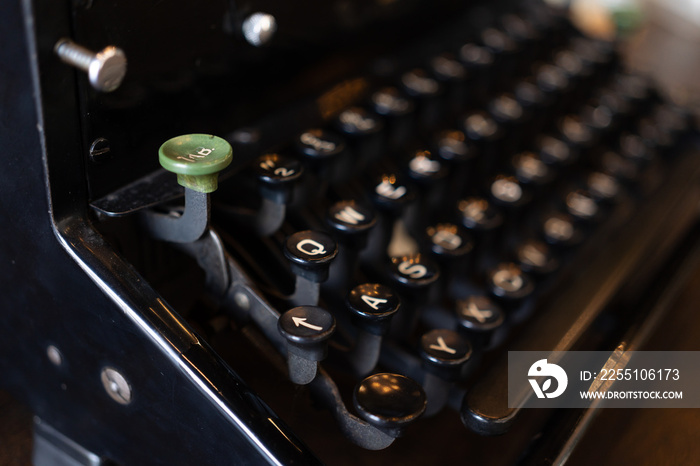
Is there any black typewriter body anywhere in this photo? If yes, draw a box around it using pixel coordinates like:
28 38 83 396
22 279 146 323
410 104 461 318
2 0 700 464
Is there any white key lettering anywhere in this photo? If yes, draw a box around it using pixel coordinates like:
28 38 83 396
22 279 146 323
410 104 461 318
300 132 336 153
429 336 456 354
176 147 215 163
361 295 388 310
432 229 462 250
376 180 406 200
296 238 327 256
410 154 441 175
398 261 427 279
335 206 365 225
463 300 493 323
274 167 295 177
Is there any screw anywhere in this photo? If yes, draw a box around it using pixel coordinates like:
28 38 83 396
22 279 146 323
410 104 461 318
46 345 63 366
234 291 250 311
241 13 277 47
89 137 111 163
100 367 132 405
54 38 127 92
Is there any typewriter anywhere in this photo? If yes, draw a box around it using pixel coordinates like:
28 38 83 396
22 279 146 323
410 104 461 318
2 0 700 464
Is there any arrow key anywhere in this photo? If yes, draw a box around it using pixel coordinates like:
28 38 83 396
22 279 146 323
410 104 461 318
278 306 336 384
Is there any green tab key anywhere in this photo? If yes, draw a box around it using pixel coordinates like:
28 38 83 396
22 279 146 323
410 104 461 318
159 134 233 193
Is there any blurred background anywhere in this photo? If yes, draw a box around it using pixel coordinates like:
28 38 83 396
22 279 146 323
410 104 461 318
566 0 700 109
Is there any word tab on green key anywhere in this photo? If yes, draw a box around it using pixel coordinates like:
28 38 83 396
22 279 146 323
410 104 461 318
159 134 233 193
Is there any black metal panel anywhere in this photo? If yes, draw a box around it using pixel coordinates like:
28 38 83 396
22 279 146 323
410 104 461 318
0 0 318 463
71 0 467 200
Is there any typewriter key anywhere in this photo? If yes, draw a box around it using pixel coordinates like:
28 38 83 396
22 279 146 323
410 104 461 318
346 283 400 335
420 329 472 379
254 153 303 203
279 306 336 384
456 295 505 348
284 231 338 283
353 373 427 437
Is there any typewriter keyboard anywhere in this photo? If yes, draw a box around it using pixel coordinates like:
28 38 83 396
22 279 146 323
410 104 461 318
94 1 698 463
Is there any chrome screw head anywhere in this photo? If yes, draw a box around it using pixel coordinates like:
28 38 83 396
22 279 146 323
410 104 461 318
55 38 127 92
242 13 277 47
100 367 132 405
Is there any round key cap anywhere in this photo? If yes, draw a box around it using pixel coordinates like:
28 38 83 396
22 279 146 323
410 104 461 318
458 43 494 104
487 262 534 302
512 151 553 188
488 93 524 126
461 111 500 143
515 79 546 111
420 329 472 380
538 135 575 167
295 129 345 161
159 134 233 193
489 175 530 209
654 103 692 139
482 27 517 53
541 211 583 248
401 68 443 130
565 189 601 223
456 295 505 335
461 111 502 177
401 68 441 99
371 87 414 151
327 201 376 236
458 43 494 70
601 150 639 184
430 53 468 115
430 53 467 83
254 153 303 202
434 130 475 163
515 239 558 275
284 231 338 282
614 73 653 107
488 93 525 158
346 283 400 335
553 49 587 80
425 223 473 259
389 254 440 289
406 149 446 185
278 306 335 361
502 13 539 39
580 93 616 127
371 87 414 117
638 116 674 152
595 87 632 122
353 373 427 436
619 133 654 165
336 107 384 138
586 171 621 204
570 36 615 69
535 64 569 96
372 174 415 213
559 114 594 149
458 197 503 232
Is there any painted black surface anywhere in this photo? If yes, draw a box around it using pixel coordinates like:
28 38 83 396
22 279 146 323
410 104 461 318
0 0 319 464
